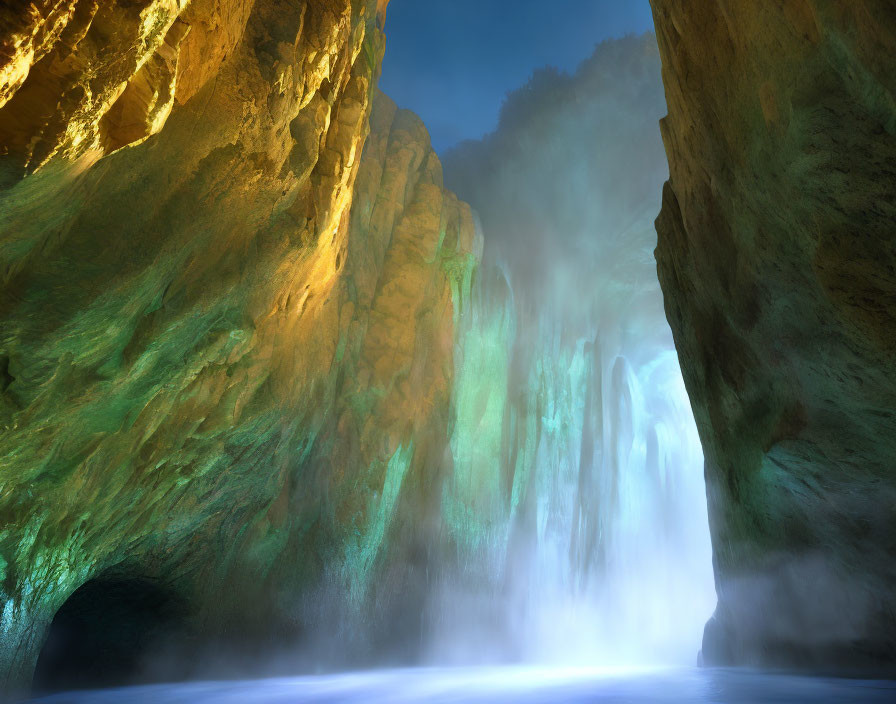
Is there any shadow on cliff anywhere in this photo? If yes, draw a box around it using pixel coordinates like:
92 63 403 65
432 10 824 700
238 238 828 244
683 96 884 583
32 576 192 694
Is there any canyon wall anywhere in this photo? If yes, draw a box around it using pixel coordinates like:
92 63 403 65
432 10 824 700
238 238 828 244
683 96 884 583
0 0 475 695
650 0 896 670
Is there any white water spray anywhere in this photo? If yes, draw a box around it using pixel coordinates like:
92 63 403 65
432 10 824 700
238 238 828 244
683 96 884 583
431 34 717 666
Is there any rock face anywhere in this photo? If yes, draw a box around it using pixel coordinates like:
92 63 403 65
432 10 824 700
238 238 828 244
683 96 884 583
0 0 476 696
317 90 478 663
650 1 896 670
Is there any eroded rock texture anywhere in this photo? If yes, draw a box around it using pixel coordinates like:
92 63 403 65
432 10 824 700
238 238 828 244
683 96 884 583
312 90 478 663
650 1 896 670
0 0 475 696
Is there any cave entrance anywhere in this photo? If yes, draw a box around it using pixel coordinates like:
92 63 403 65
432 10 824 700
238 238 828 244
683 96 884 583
33 576 192 693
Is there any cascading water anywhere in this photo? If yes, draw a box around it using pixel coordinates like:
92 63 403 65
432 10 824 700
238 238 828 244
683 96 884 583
235 38 717 677
284 35 716 675
428 228 715 666
425 34 717 666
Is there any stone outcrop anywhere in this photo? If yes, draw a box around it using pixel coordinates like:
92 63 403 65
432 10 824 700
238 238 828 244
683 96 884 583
314 90 478 661
650 0 896 670
0 0 476 696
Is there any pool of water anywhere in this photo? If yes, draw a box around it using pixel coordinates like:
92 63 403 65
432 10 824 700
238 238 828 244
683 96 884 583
30 666 896 703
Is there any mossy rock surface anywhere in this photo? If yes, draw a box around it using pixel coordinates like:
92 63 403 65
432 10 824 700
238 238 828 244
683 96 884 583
651 0 896 670
0 1 477 697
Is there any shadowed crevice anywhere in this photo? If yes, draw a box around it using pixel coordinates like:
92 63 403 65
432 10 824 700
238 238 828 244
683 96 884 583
32 576 192 694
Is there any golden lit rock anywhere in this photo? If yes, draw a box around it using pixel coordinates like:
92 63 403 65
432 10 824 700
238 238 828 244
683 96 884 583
0 0 468 693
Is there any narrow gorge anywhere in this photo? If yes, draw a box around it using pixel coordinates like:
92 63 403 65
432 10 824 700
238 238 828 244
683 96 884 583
0 1 894 702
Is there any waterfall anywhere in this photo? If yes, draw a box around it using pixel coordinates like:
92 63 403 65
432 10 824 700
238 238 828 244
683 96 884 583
428 219 716 666
300 35 716 671
422 34 716 667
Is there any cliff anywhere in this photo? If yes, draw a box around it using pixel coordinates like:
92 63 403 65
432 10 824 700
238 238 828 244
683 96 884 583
650 0 896 670
0 0 476 695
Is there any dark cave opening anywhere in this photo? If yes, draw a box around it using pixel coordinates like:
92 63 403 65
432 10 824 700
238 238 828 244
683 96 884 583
32 576 192 694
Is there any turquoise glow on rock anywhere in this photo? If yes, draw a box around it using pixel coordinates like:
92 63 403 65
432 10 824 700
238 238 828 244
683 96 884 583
343 443 415 605
444 274 514 554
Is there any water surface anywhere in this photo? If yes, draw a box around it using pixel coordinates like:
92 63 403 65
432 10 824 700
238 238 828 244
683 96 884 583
31 666 896 703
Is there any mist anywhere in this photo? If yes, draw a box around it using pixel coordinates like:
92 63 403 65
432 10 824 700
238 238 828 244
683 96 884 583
255 34 717 674
421 34 716 666
10 0 896 699
15 21 721 702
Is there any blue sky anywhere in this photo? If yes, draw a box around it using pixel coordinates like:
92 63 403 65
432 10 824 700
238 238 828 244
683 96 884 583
379 1 655 153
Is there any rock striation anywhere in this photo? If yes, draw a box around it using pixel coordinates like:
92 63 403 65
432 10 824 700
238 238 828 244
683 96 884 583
650 0 896 670
0 0 476 696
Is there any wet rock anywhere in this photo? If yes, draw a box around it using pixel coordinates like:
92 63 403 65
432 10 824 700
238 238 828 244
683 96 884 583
651 0 896 671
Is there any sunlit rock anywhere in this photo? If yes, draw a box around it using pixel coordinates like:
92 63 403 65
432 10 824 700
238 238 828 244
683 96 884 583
0 0 483 697
0 1 195 179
